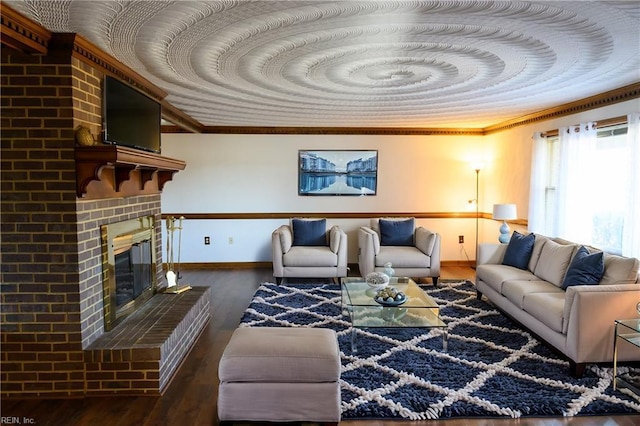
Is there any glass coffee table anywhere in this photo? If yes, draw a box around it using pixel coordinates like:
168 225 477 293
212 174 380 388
341 276 447 353
613 319 640 395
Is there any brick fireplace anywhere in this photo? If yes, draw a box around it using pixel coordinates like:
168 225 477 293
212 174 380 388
1 14 208 397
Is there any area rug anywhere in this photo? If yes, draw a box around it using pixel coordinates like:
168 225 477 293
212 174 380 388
239 280 640 419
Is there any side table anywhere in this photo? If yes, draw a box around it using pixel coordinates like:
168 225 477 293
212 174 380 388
613 319 640 394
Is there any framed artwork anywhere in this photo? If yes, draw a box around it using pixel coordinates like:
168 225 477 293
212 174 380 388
298 150 378 196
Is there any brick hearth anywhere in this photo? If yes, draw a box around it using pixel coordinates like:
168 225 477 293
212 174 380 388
84 287 211 395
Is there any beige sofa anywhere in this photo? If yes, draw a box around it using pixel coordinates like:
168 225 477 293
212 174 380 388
476 233 640 377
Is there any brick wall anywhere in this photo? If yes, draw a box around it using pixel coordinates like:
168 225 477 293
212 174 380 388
1 48 164 397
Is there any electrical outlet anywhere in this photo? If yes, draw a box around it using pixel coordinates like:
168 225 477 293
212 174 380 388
228 237 233 244
458 235 464 244
204 236 210 245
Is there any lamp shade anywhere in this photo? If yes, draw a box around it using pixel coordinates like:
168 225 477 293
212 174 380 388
492 203 517 220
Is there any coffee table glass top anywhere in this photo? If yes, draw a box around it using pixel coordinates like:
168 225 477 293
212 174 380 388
341 277 446 328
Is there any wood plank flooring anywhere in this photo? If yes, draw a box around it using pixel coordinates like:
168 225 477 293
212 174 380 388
1 266 637 425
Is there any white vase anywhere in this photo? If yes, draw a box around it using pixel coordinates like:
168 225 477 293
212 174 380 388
383 262 395 278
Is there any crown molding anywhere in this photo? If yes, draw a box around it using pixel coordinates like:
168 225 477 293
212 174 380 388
0 3 51 53
193 126 485 136
161 101 204 134
483 82 640 134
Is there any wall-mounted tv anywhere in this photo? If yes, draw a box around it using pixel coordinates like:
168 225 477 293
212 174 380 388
103 76 161 154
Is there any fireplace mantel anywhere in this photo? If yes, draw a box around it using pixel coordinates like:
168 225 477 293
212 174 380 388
76 145 186 198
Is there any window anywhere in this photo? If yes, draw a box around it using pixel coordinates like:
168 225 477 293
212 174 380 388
530 115 640 258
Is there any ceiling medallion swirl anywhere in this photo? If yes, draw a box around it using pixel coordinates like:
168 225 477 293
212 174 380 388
7 0 639 128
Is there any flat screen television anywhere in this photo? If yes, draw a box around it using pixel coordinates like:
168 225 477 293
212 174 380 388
103 76 161 154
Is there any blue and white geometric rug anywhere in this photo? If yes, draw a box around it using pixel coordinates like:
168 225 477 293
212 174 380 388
239 280 640 419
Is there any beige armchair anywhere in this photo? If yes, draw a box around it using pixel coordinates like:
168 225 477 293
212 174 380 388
358 217 441 285
272 218 348 284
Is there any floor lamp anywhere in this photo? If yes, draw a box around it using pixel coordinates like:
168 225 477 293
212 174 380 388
471 167 480 268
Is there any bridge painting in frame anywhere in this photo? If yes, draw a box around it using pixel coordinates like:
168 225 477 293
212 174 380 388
298 150 378 196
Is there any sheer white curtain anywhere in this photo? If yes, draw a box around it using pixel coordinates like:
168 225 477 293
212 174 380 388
622 113 640 258
555 123 597 243
528 132 548 234
529 117 639 257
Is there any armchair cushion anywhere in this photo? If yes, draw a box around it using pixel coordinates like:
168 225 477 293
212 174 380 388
415 227 437 256
376 246 430 268
278 226 293 253
329 226 341 253
292 218 326 246
283 246 337 267
379 218 414 246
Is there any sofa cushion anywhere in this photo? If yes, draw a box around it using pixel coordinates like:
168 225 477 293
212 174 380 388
476 264 537 295
502 280 564 309
561 246 604 289
284 246 337 267
528 234 550 272
502 231 535 270
379 218 414 246
522 292 565 333
292 218 326 246
375 246 430 268
600 253 640 285
533 239 576 287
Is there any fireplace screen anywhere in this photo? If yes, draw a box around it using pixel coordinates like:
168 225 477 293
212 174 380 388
102 216 156 331
114 240 152 309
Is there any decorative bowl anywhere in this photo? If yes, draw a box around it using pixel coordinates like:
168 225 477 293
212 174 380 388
365 272 389 289
374 287 407 306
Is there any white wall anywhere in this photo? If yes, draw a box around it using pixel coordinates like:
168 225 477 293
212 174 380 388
160 133 486 263
160 99 638 264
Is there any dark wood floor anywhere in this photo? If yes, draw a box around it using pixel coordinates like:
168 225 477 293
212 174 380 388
1 266 637 425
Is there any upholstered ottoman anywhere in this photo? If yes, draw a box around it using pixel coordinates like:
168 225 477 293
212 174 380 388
218 327 341 424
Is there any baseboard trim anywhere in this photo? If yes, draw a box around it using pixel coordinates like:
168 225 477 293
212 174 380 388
174 262 272 270
442 260 476 267
167 260 474 270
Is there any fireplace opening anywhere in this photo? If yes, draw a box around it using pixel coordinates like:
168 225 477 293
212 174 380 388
102 216 157 331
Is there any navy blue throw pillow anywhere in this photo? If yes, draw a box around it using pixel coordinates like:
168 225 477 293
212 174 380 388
379 218 414 246
561 246 604 290
502 231 535 270
292 219 326 246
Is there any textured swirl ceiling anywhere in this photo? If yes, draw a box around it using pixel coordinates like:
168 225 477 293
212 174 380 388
7 0 640 128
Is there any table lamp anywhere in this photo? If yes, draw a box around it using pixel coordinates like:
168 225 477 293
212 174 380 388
492 203 517 243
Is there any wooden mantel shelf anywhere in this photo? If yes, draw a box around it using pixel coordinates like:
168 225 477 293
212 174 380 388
76 145 186 198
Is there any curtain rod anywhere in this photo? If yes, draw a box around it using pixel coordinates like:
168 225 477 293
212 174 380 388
543 115 627 138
